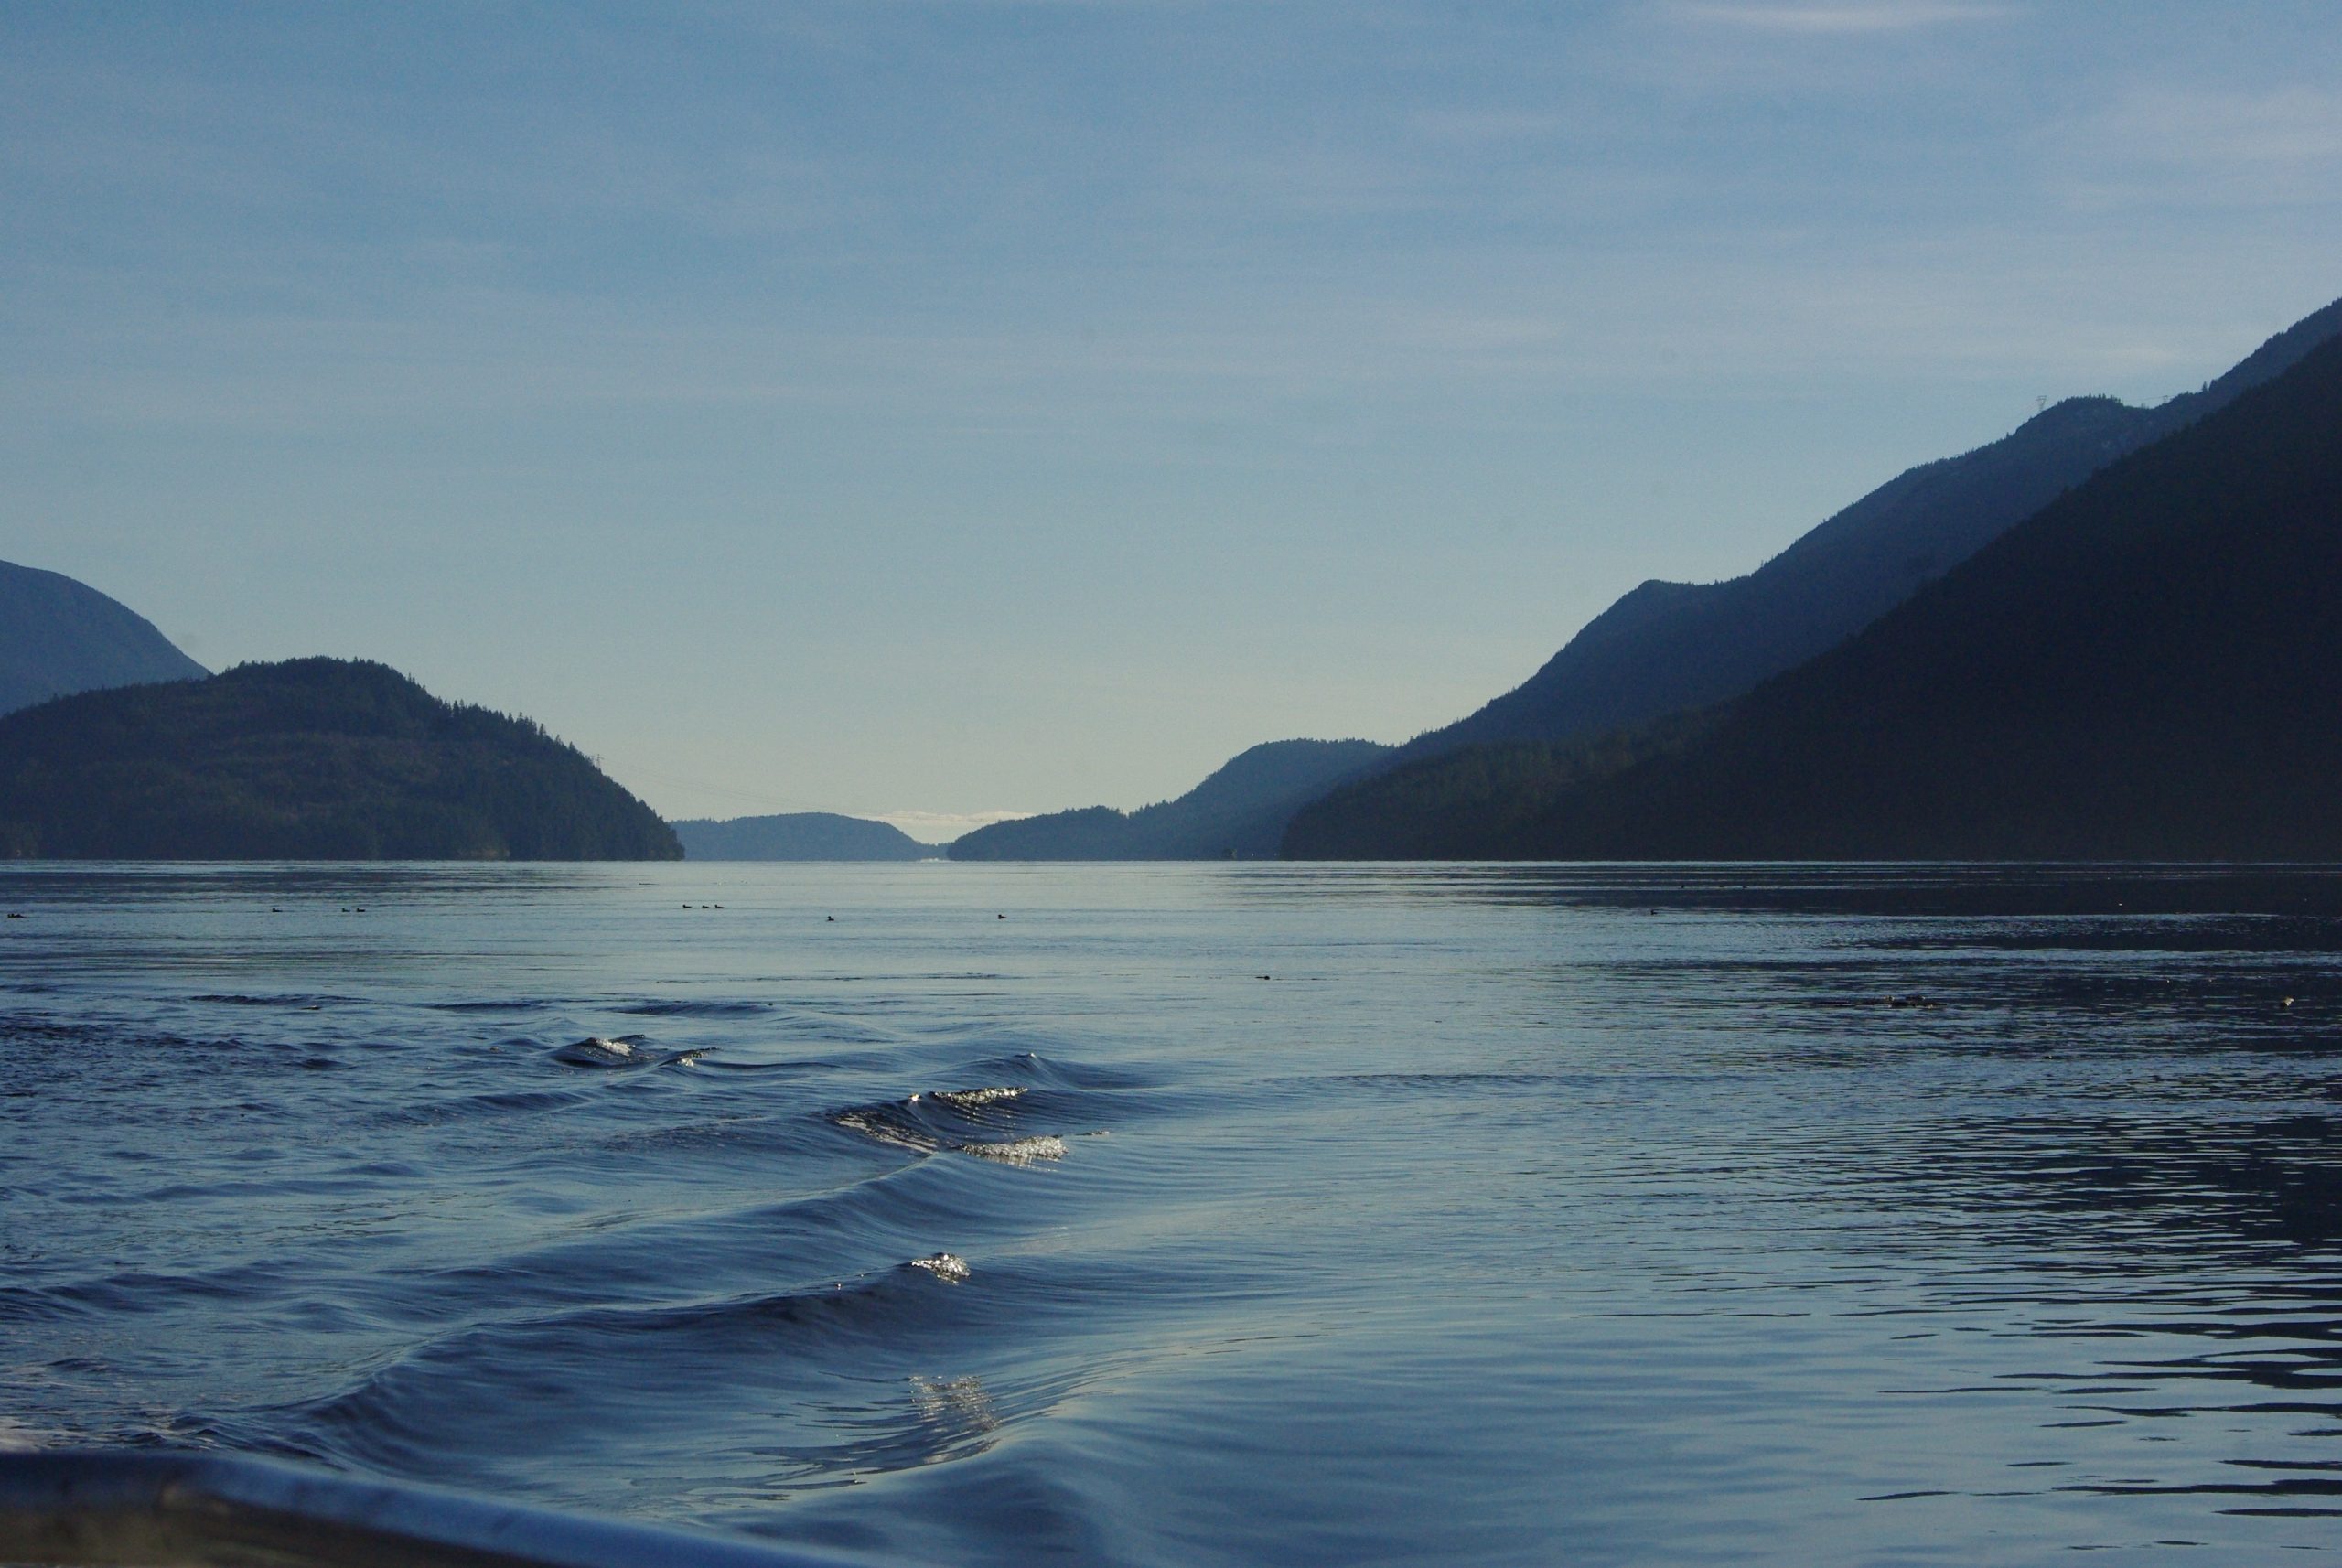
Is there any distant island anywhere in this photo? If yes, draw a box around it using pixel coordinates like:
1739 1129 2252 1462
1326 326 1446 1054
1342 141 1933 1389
950 738 1391 860
1 558 209 716
1288 330 2342 860
673 811 939 861
0 657 679 860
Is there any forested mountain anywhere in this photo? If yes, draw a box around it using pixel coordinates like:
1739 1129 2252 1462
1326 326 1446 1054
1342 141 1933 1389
1287 333 2342 861
0 559 208 715
951 738 1392 860
675 811 937 860
1402 297 2342 760
0 658 679 860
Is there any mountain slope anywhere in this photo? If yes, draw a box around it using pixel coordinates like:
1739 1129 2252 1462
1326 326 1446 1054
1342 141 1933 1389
1290 332 2342 861
950 738 1392 860
0 559 209 715
1408 298 2342 759
674 812 937 860
0 658 679 860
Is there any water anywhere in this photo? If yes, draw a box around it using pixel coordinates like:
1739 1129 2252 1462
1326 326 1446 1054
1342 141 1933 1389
5 862 2342 1564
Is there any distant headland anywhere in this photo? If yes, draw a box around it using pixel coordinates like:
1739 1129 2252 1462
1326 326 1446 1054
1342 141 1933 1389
0 656 678 860
673 812 939 861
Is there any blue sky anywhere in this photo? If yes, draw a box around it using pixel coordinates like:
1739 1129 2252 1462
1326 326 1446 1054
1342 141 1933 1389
5 2 2338 832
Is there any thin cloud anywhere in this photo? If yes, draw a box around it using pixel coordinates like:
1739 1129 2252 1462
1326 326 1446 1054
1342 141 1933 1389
2056 84 2342 211
1412 108 1574 144
1671 2 2010 33
2092 85 2342 169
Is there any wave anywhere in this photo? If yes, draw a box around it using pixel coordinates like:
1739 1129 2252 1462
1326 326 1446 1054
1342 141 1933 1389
551 1036 704 1069
960 1136 1067 1165
833 1111 1068 1165
551 1035 646 1068
250 1258 1000 1482
929 1042 1155 1091
832 1078 1049 1156
929 1085 1026 1111
378 1155 1015 1322
820 1047 1138 1175
8 1259 296 1321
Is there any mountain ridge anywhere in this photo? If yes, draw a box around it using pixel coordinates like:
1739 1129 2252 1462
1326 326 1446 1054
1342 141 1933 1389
1400 297 2342 760
1062 300 2342 856
0 559 209 715
950 738 1392 860
1288 329 2342 861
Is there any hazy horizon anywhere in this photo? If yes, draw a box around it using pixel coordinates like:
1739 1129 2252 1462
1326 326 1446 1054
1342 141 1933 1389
6 3 2338 823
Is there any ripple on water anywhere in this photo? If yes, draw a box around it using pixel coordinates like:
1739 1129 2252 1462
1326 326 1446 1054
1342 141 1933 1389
7 861 2342 1566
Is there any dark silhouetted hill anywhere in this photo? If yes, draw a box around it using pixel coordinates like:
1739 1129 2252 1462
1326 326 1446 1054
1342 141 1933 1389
951 738 1392 860
1 559 209 715
675 812 937 860
1288 332 2342 861
1404 298 2342 760
0 658 680 860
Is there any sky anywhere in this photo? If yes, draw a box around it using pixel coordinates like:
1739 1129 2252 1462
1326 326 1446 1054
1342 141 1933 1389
5 2 2339 834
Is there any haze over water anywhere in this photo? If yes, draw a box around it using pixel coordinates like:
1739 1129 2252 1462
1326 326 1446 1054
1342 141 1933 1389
5 861 2341 1563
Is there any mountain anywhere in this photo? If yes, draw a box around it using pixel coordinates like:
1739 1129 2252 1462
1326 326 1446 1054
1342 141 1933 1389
674 812 938 860
950 738 1393 860
1402 298 2342 761
0 658 680 860
0 559 209 715
1287 331 2342 861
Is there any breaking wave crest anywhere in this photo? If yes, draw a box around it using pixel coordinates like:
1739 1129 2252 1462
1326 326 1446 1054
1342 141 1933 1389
959 1135 1067 1165
822 1054 1112 1174
928 1085 1026 1111
552 1036 704 1069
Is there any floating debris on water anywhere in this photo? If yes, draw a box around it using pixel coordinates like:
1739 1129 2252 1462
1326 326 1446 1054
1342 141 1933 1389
909 1253 972 1283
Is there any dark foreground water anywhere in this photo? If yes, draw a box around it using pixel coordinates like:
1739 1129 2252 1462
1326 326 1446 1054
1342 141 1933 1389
5 862 2342 1565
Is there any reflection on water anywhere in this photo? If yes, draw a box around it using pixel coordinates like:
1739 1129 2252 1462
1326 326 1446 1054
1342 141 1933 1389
4 860 2342 1563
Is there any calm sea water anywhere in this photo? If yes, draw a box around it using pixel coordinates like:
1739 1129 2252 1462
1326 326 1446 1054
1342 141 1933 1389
5 861 2342 1564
